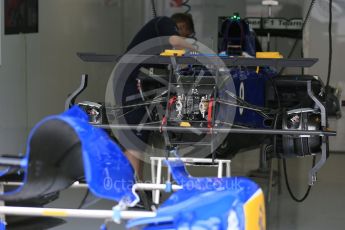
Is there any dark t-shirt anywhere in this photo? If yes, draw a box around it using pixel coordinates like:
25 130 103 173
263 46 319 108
126 16 179 53
119 17 179 147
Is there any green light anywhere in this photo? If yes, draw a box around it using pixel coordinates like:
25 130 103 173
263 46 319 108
230 13 241 21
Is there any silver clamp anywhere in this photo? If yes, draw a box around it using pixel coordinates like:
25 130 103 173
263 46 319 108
65 74 88 111
306 81 328 185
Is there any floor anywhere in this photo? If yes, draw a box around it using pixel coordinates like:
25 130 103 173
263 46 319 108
50 150 345 230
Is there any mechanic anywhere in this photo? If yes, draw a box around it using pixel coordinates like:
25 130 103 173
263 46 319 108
119 15 196 181
171 13 196 39
127 15 195 52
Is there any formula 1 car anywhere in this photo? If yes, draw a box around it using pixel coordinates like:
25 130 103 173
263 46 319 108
74 17 337 186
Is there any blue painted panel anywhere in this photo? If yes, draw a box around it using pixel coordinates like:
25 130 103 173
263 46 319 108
61 107 137 205
0 106 137 205
127 160 261 230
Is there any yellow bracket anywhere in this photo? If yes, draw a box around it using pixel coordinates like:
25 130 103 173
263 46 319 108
256 52 283 59
255 52 283 73
180 122 191 127
160 50 186 57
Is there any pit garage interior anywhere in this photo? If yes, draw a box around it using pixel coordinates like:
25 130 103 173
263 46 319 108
0 0 344 230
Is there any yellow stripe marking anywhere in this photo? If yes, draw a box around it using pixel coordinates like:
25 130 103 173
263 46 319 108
42 210 68 217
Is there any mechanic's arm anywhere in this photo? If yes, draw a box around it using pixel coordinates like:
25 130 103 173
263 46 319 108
169 35 196 51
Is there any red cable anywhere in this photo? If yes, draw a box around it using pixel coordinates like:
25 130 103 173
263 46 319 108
161 96 177 132
207 98 214 128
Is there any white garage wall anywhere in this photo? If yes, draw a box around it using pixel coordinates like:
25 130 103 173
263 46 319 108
0 0 145 155
27 0 124 128
0 1 27 154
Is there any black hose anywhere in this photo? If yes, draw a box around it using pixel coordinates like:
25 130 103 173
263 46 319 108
282 157 315 202
78 189 90 209
151 0 157 18
182 0 192 14
326 0 333 92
